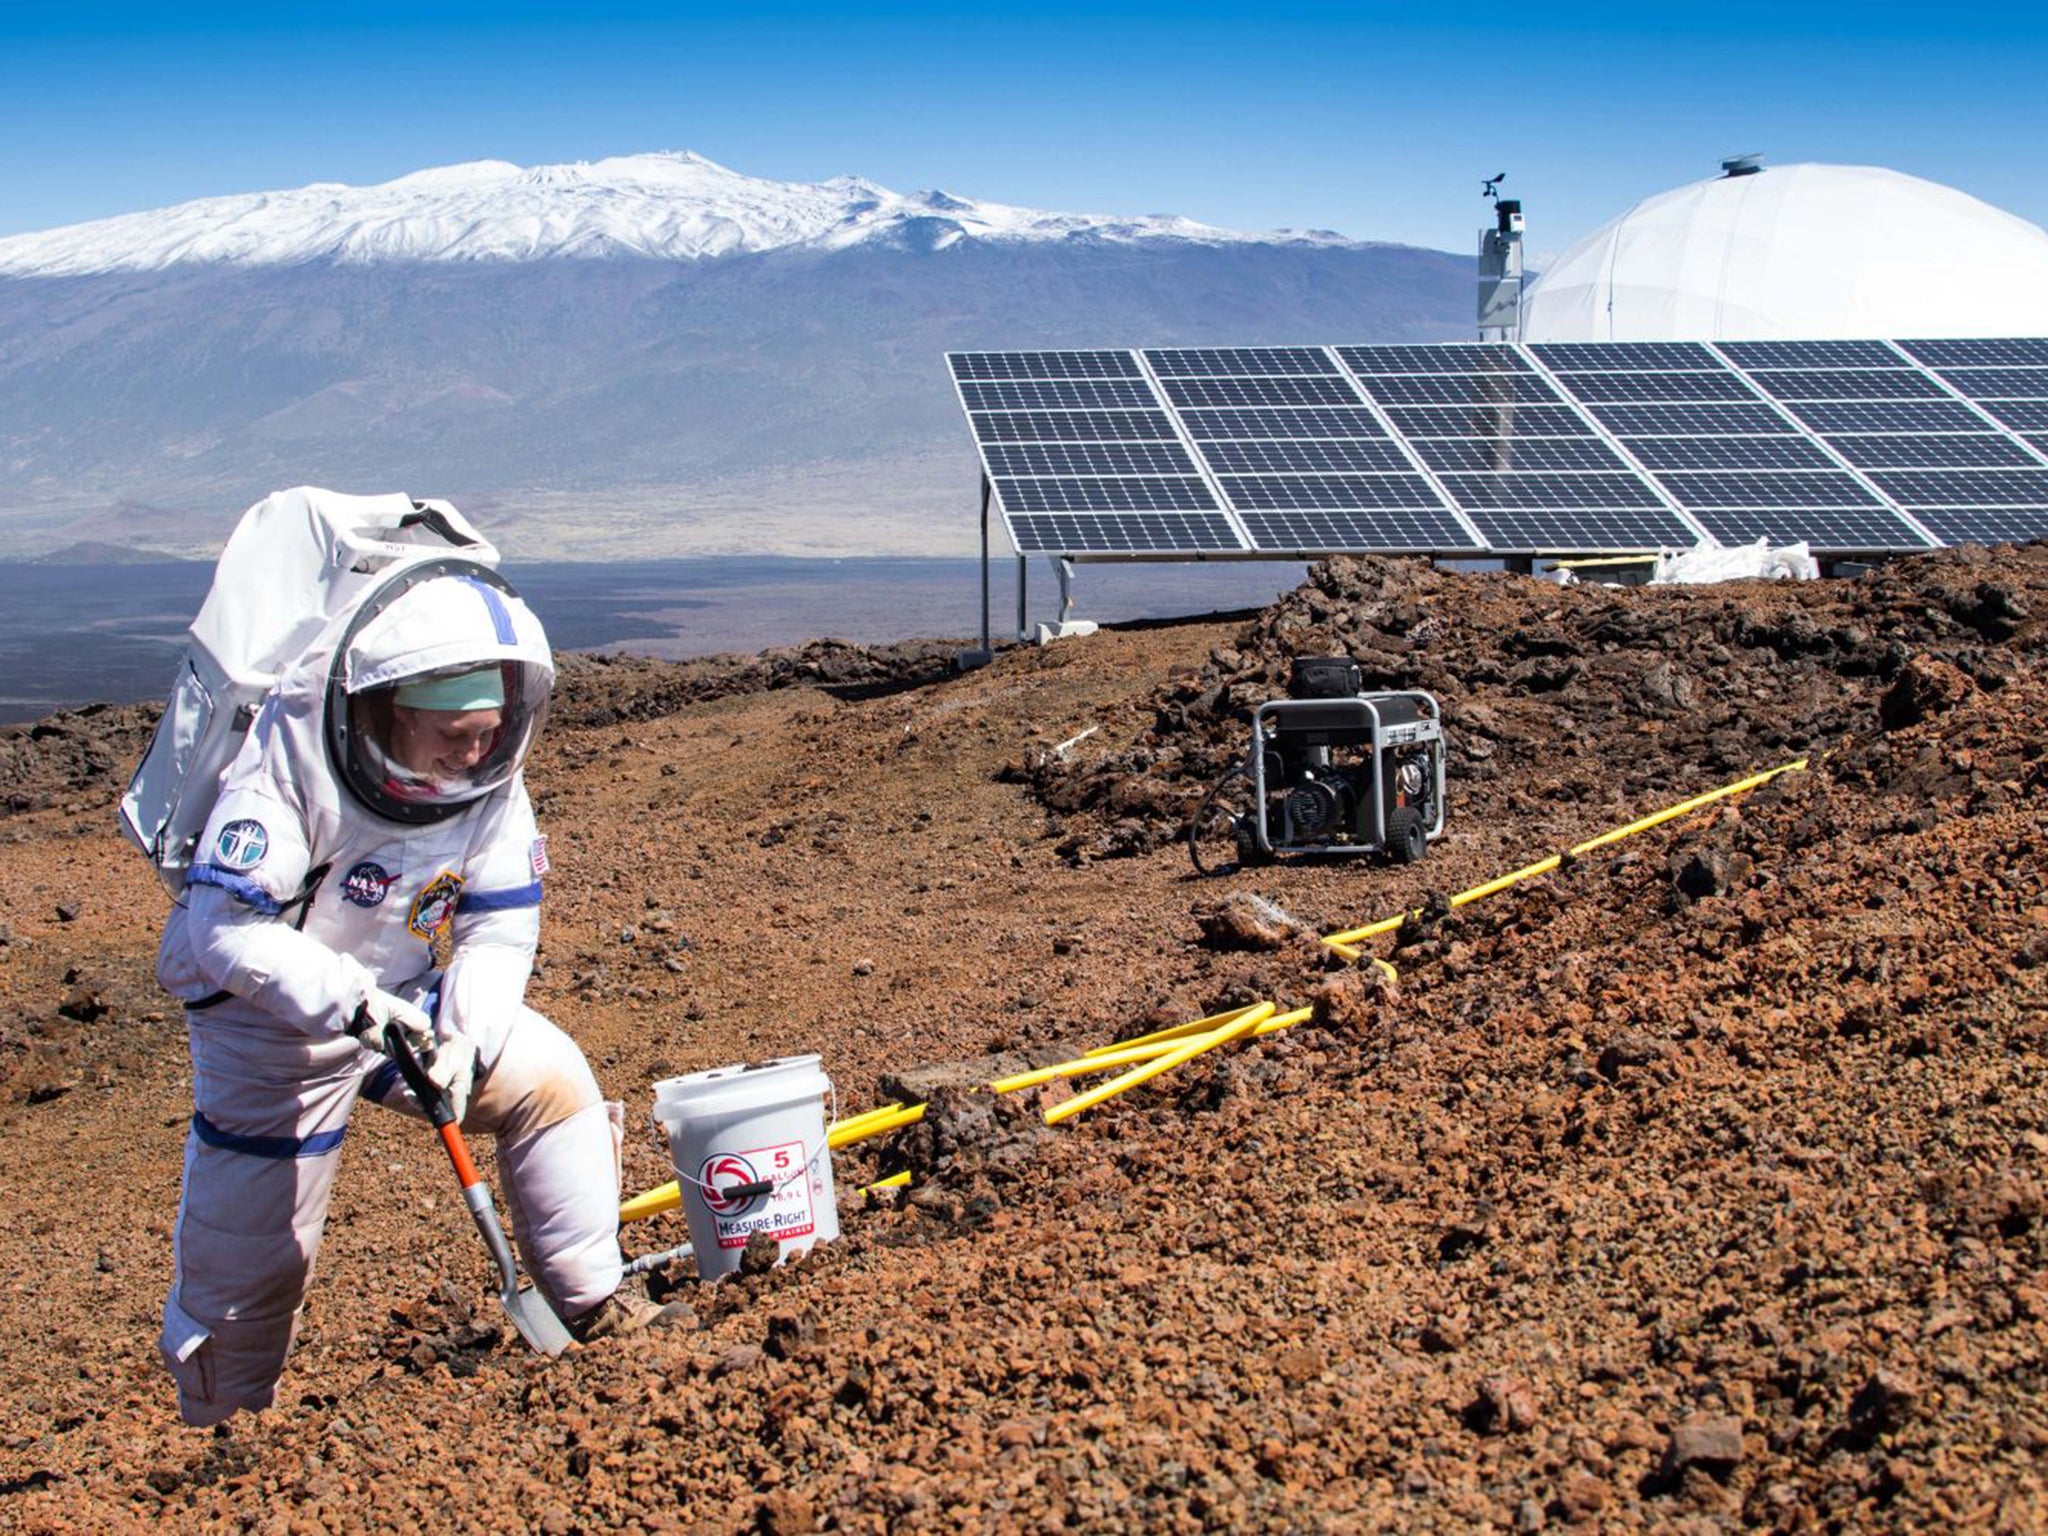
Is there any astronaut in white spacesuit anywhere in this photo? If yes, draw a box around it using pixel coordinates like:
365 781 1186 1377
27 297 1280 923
155 568 675 1427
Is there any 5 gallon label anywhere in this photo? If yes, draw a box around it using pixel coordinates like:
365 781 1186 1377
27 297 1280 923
701 1141 816 1249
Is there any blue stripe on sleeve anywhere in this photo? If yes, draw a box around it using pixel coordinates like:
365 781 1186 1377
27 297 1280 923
457 881 543 913
192 1111 347 1159
185 864 286 915
363 1060 404 1105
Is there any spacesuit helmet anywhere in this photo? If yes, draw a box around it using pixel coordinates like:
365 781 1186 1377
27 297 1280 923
326 566 555 824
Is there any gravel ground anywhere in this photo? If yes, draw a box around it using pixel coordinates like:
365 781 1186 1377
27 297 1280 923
0 548 2044 1532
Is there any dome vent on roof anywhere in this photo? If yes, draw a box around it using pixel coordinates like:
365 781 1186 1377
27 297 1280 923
1522 162 2048 341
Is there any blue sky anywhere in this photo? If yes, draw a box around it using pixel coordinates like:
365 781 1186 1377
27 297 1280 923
2 1 2044 259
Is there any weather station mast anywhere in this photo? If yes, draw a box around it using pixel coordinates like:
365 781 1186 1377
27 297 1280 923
1477 173 1524 342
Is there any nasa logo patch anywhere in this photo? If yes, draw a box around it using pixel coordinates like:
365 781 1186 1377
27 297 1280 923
215 819 269 870
340 861 393 908
407 870 465 942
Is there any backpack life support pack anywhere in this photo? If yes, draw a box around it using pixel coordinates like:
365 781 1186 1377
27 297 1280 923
119 486 503 897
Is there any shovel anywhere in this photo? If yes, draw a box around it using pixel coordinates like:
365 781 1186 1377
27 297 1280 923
385 1025 575 1357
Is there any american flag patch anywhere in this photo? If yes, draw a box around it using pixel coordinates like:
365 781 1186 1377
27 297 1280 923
530 836 551 876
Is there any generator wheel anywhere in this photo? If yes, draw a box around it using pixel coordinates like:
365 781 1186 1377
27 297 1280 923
1385 807 1428 865
1187 765 1263 877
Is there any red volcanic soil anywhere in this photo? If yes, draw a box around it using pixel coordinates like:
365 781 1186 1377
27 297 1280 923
1 549 2045 1532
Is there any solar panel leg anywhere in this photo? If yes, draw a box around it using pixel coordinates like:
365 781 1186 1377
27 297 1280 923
955 473 996 671
1017 555 1029 642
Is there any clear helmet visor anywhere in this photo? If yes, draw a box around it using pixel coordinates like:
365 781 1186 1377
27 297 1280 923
346 661 551 812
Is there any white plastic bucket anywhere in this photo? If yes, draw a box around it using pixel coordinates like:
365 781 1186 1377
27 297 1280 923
650 1055 839 1281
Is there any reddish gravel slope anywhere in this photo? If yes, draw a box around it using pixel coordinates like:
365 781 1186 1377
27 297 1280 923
1 549 2045 1533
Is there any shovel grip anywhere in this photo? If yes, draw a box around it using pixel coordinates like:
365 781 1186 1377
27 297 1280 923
387 1025 484 1189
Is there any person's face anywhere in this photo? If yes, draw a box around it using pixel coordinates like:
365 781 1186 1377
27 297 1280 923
389 705 502 779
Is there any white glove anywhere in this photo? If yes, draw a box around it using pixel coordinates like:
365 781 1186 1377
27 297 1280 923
348 988 434 1061
427 1033 480 1126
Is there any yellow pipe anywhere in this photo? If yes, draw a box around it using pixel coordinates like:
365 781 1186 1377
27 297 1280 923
862 1170 912 1193
1321 757 1810 951
829 1101 907 1137
991 1028 1256 1094
1085 1002 1273 1057
1251 1006 1313 1036
1044 1013 1262 1126
620 1182 682 1223
830 1102 927 1148
1567 758 1807 856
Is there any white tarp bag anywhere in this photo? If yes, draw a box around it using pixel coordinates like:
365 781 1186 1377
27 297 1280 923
119 486 501 895
1651 538 1819 586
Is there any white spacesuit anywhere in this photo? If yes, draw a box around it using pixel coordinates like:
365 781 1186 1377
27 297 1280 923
155 566 660 1427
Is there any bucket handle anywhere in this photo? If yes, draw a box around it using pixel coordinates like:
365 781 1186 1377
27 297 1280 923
676 1086 837 1204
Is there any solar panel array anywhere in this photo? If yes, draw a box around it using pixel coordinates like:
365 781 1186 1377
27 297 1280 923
946 339 2048 558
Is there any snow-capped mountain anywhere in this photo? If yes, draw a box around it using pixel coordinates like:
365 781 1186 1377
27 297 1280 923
0 154 1469 561
0 152 1354 277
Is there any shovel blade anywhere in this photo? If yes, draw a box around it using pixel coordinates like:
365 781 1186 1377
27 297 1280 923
501 1283 575 1357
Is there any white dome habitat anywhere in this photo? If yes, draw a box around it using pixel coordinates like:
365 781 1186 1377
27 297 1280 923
1522 162 2048 341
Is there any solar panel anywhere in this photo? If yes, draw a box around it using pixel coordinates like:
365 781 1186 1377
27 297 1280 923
1682 506 1934 552
947 337 2048 559
968 409 1178 442
1007 512 1245 553
1197 439 1415 474
1986 402 2048 432
959 379 1158 411
1239 508 1482 553
1383 405 1595 438
1624 436 1836 471
1557 371 1757 403
1745 370 1947 401
1867 469 2048 505
1718 340 1903 369
1656 471 1883 508
1220 474 1447 510
1459 505 1702 552
1586 402 1791 435
1411 438 1628 472
1531 342 1718 371
1935 368 2048 399
1909 508 2048 546
1178 406 1387 439
993 477 1219 513
1899 338 2048 368
1162 376 1361 408
1780 400 1988 434
1826 434 2037 469
1438 472 1668 509
1338 344 1530 375
1355 373 1561 406
982 442 1199 476
948 350 1140 380
1144 347 1338 376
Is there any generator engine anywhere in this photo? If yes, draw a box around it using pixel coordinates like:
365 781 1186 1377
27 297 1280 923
1187 657 1445 874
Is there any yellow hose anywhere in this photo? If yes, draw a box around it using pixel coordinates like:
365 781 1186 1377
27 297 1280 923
1044 1013 1262 1126
1085 1001 1274 1057
1323 756 1810 955
990 1040 1193 1094
863 1170 912 1193
834 1102 927 1146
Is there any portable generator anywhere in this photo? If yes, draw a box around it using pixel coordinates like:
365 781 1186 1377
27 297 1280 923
1187 657 1446 875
